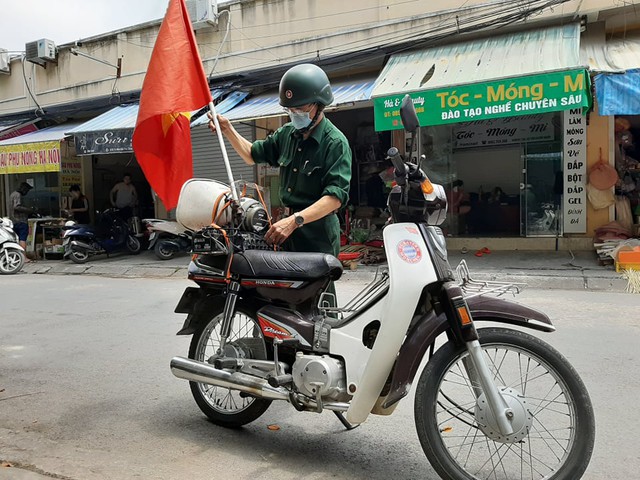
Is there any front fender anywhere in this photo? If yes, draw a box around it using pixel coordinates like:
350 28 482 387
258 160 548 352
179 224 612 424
174 287 225 335
1 242 24 252
381 295 555 409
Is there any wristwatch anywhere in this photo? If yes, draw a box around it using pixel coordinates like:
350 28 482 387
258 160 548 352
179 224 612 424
293 212 305 228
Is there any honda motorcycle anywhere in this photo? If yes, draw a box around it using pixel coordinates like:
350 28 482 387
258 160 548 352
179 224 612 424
0 217 26 274
169 97 595 480
63 208 141 263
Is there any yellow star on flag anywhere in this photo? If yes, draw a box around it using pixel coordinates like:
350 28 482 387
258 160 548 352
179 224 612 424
161 112 192 137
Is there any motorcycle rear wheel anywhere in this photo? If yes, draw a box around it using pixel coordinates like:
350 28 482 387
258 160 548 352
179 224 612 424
188 305 271 428
414 327 595 480
0 248 25 274
69 247 90 264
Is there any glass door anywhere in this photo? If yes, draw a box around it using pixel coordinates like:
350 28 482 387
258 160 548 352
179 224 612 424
520 150 563 237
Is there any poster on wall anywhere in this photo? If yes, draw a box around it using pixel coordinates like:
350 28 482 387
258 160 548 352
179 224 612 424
452 114 555 149
562 109 587 234
61 158 83 190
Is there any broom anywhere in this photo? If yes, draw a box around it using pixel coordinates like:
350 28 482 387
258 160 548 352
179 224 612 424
622 269 640 294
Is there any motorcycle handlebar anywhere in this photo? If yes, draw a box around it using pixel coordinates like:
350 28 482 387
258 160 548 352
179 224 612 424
386 147 406 174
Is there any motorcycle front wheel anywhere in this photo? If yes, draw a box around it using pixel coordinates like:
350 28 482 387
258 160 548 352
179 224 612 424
188 305 272 428
415 327 595 480
154 240 175 260
126 235 141 254
0 248 25 274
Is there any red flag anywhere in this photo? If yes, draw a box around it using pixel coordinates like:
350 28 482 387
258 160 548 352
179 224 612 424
133 0 212 210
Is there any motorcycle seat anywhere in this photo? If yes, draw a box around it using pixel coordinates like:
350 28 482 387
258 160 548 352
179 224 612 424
198 250 343 281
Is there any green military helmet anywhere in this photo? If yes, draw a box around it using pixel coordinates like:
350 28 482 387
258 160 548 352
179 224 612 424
279 64 334 108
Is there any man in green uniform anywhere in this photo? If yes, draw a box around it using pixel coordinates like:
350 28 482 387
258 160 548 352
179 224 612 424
208 63 351 258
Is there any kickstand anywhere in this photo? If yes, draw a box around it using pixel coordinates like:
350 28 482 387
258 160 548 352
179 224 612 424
333 411 358 431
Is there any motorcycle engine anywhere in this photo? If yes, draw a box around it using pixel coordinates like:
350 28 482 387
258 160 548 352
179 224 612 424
292 353 348 401
239 198 269 233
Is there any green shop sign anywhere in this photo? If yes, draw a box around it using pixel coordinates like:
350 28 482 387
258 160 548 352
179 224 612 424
373 69 591 131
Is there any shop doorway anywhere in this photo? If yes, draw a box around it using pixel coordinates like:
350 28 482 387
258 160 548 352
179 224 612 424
520 151 563 237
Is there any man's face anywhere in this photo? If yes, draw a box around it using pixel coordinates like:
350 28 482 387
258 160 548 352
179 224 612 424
123 176 131 185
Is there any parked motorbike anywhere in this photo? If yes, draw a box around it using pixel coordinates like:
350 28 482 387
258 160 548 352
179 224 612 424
143 219 192 260
169 97 595 480
63 208 141 264
0 217 26 274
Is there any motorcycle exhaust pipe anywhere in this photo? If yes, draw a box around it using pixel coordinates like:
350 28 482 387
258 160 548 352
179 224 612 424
70 240 95 251
170 356 289 402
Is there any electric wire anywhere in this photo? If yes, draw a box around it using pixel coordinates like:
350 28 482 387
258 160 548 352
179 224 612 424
209 9 232 78
20 55 44 116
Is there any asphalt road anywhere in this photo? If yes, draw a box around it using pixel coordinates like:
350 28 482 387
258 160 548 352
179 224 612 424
1 275 638 480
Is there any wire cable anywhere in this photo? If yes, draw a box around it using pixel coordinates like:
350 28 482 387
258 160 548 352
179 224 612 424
209 9 232 78
20 56 44 116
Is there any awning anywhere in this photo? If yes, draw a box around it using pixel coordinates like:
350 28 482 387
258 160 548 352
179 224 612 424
581 27 640 115
372 24 590 130
0 119 39 141
0 122 81 174
190 91 251 127
67 90 229 154
209 78 375 124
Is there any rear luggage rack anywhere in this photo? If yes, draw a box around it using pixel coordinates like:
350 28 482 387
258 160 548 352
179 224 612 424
456 260 525 298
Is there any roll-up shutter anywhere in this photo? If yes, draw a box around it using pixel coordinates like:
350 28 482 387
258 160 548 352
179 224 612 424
191 122 256 183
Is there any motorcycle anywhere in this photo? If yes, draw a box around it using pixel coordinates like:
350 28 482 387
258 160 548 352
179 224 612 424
63 208 141 264
0 217 26 274
143 219 192 260
169 97 595 480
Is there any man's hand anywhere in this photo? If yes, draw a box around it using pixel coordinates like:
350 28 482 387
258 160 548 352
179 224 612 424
264 216 298 246
208 113 231 136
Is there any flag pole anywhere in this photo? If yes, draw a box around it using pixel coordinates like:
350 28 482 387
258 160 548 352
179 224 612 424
208 101 239 201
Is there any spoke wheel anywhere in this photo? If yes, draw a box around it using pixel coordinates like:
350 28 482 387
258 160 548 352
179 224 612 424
415 327 595 480
0 248 25 274
188 306 271 428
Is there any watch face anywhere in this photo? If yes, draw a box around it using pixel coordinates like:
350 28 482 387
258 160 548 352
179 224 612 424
295 214 304 226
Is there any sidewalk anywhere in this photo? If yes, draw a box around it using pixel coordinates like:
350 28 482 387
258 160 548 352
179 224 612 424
19 249 631 292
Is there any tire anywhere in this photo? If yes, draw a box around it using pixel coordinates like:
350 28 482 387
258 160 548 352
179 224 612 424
69 247 90 264
415 327 595 480
126 235 141 254
154 240 175 260
188 305 272 428
0 248 25 274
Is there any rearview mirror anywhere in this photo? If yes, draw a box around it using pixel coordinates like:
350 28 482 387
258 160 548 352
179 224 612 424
399 94 420 133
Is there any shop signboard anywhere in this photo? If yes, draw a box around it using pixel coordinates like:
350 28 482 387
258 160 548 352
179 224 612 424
562 108 587 234
61 158 83 190
452 114 555 149
0 124 38 141
74 129 133 155
373 69 591 131
0 141 61 174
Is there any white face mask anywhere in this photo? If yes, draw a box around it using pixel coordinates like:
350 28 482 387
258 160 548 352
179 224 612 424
288 111 313 130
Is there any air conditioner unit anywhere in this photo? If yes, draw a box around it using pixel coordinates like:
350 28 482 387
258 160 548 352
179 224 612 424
25 38 57 67
0 49 10 75
186 0 218 30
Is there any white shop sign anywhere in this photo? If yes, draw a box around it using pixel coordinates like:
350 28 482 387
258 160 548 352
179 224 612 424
452 114 555 149
562 109 587 233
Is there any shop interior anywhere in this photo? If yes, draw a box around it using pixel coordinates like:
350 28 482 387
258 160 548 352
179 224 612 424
613 116 640 231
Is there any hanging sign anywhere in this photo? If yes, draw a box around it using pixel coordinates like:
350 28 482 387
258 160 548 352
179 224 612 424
0 141 61 174
373 69 591 131
562 108 587 234
74 129 133 155
61 158 83 190
452 114 555 149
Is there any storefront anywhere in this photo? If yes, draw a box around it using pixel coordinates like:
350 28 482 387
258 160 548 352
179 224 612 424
372 23 593 243
0 122 89 258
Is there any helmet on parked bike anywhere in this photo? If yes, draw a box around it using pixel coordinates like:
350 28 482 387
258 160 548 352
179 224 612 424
279 64 334 108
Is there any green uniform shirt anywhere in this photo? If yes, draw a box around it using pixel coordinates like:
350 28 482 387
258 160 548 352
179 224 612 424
251 117 352 257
